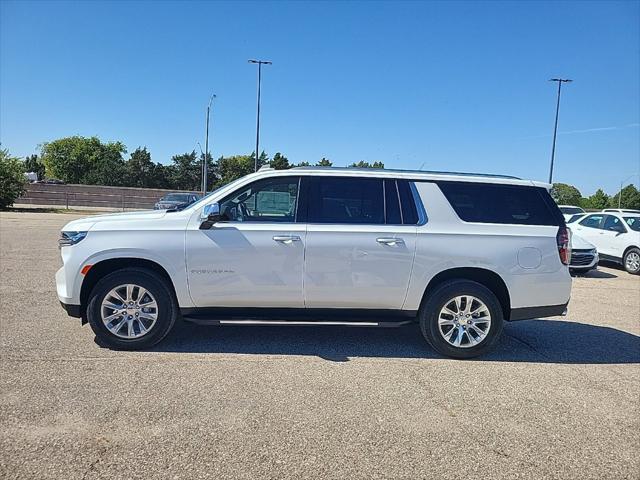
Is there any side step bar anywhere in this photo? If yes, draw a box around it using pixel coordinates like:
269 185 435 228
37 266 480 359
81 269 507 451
182 317 414 328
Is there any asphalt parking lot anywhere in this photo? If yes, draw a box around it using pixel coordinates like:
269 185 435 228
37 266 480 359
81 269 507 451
1 211 638 480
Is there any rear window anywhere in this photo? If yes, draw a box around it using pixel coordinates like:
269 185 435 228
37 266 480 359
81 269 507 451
559 206 584 215
436 182 561 226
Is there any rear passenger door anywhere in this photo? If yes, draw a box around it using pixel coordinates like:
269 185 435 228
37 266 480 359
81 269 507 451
573 214 604 245
303 176 419 310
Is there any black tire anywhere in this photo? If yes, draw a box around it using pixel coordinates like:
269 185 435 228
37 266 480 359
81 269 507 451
623 247 640 275
87 268 178 350
419 280 504 359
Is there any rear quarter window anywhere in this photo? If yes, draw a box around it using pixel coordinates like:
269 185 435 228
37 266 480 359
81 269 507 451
436 181 561 226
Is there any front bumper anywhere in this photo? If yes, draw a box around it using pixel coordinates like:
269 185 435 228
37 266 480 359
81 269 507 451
570 249 599 271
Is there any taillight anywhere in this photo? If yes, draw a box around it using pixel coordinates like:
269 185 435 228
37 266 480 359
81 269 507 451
557 225 571 265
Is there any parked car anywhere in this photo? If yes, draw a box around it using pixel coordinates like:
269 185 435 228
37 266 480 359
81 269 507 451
566 230 598 275
566 213 586 224
154 192 201 210
558 205 585 222
56 167 572 359
602 208 640 214
571 212 640 274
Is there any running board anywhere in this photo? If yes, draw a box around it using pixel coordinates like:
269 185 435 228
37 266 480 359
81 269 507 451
182 317 414 328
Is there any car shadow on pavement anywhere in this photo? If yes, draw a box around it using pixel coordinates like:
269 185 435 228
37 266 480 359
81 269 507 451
574 269 617 279
147 319 640 364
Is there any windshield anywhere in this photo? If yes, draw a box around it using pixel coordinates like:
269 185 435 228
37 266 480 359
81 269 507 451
188 176 250 211
623 217 640 232
567 213 584 224
559 206 584 215
163 193 191 202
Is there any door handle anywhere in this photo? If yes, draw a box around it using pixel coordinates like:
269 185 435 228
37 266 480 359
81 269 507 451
376 237 404 246
273 235 301 244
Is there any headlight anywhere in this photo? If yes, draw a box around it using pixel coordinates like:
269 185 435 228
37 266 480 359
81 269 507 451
59 231 88 247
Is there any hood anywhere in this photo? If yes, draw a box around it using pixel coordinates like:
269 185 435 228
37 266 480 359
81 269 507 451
62 209 168 232
568 230 596 250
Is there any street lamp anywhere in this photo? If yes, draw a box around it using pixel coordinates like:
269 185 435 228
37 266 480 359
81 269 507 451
548 78 572 184
618 173 640 208
203 94 216 195
248 59 272 172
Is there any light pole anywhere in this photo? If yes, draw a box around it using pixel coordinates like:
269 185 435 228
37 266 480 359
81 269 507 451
548 78 572 184
203 94 216 195
618 173 640 208
248 59 272 172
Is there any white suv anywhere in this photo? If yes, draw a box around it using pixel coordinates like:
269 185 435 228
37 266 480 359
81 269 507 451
56 168 572 358
571 212 640 274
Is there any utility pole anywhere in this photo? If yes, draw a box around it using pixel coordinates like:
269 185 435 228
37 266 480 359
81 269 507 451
548 78 572 184
203 94 216 195
248 59 272 172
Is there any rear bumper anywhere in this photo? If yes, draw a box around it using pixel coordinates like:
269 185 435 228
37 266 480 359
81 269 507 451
509 303 568 321
60 301 82 318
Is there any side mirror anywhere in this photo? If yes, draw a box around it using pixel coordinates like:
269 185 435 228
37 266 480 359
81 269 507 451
199 203 221 230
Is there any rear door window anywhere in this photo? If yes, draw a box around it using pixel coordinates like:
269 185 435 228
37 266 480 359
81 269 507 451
307 177 384 224
436 182 560 226
579 214 604 229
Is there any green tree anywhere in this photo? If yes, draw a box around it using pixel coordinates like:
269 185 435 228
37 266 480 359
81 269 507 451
316 158 332 167
586 189 610 210
0 148 27 209
126 147 157 188
550 183 582 206
270 152 291 170
610 184 640 210
214 154 255 187
169 151 201 190
296 161 310 167
23 154 45 180
349 161 385 168
41 136 127 185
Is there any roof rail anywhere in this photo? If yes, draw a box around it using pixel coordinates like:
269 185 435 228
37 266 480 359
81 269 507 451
290 166 521 180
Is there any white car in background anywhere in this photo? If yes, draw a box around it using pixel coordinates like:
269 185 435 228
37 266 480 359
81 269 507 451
602 208 640 214
571 212 640 274
567 231 598 275
558 205 585 222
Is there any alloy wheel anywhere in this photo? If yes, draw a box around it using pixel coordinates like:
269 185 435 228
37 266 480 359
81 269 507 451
438 295 492 348
101 284 158 339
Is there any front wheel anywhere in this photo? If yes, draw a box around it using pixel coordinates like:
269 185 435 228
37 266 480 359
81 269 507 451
87 268 178 350
624 248 640 275
419 280 504 359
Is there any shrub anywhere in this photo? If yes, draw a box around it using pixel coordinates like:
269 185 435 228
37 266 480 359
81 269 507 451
0 148 27 209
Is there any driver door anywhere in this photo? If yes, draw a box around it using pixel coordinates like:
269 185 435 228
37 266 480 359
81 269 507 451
186 176 305 308
598 215 628 257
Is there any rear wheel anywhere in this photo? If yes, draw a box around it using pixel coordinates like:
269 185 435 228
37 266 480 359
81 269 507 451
419 280 504 359
624 248 640 275
87 268 178 349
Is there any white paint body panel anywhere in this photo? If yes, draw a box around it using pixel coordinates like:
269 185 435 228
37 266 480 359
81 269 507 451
56 168 572 316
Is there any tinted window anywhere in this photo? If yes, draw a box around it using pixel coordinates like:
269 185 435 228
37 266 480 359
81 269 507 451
567 214 584 224
559 206 584 215
308 177 384 224
436 182 559 225
579 215 604 229
384 180 402 224
220 176 299 222
603 215 627 233
398 180 419 225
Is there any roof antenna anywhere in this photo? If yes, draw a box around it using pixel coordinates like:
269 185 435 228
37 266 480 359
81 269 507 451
418 162 426 171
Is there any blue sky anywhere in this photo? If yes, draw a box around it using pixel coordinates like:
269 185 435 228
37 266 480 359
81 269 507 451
1 0 638 195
